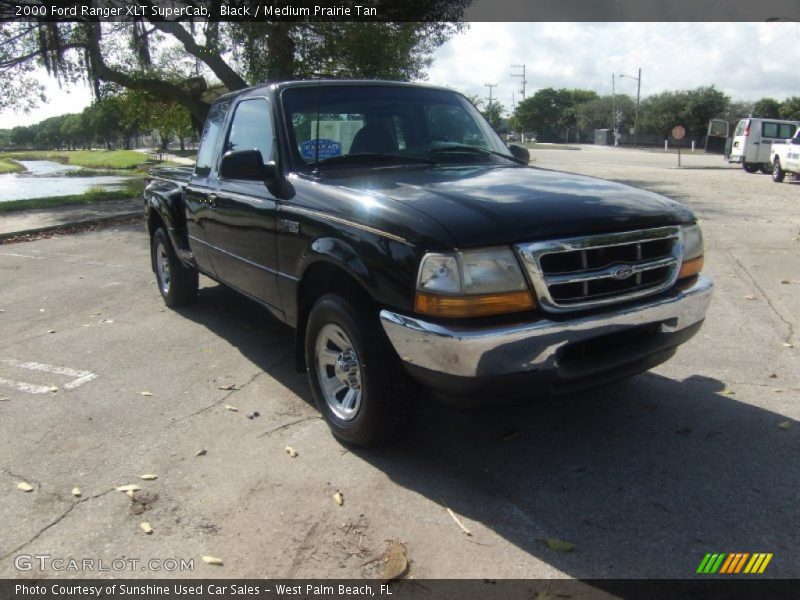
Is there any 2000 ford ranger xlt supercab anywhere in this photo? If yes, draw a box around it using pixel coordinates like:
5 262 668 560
145 80 713 445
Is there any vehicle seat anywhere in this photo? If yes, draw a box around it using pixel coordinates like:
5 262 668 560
349 125 397 154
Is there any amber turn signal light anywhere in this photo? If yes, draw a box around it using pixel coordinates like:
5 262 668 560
414 290 536 318
678 256 704 279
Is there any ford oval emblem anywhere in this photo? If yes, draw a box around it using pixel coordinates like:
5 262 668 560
611 265 635 280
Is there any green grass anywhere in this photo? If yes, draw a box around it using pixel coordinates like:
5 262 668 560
0 180 144 213
0 150 148 170
0 158 25 174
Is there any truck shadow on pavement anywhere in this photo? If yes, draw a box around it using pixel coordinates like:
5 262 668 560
179 282 798 580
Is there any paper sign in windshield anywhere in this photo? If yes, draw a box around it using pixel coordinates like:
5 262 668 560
301 139 342 160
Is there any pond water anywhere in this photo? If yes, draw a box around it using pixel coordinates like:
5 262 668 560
0 160 132 202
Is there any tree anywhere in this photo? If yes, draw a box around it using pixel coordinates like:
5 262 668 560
780 97 800 121
752 97 781 119
576 95 635 136
514 88 597 142
482 100 505 130
0 4 469 127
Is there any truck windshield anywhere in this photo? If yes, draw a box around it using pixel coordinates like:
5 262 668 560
280 85 514 168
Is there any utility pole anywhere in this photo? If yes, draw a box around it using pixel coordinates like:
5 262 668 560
616 68 642 148
611 73 617 146
511 64 527 99
485 83 497 106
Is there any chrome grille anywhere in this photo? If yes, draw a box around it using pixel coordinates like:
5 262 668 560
515 226 683 313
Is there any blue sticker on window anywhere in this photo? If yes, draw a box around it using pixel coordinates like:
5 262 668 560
300 139 342 160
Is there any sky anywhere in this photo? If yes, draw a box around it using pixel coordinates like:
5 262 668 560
2 21 799 128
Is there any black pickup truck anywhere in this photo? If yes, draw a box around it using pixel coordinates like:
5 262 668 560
145 80 712 445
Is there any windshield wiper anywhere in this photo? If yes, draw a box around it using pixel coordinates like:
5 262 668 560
309 153 436 168
427 145 523 164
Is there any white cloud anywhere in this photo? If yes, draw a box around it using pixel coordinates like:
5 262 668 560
425 22 800 109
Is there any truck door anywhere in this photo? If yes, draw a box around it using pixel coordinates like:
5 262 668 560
185 99 231 276
203 97 281 310
788 129 800 171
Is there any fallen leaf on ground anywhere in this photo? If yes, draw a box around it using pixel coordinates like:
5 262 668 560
48 386 58 393
772 389 784 393
72 487 81 497
100 319 114 324
544 538 575 552
744 295 756 301
720 389 735 395
218 384 238 391
446 507 472 536
116 484 141 492
139 391 154 397
0 397 9 402
195 449 207 457
140 522 153 534
381 540 408 581
285 446 298 458
16 482 34 492
769 373 778 378
224 404 238 412
782 343 794 348
47 329 56 333
780 280 791 284
675 427 692 435
139 474 158 480
778 421 792 430
202 556 223 566
333 491 344 506
500 430 519 441
126 490 136 498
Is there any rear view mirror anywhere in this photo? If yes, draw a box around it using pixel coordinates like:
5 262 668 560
508 143 530 164
220 149 278 185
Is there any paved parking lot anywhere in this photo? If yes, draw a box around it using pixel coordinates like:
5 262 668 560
0 146 798 579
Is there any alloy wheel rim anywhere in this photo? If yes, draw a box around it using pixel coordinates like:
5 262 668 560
155 241 171 294
315 324 362 421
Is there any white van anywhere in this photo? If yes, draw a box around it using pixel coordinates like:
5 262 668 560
729 118 799 173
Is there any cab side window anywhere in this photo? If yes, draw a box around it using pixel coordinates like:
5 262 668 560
225 99 274 164
195 99 231 176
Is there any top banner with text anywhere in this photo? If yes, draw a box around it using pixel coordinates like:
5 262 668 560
0 0 797 22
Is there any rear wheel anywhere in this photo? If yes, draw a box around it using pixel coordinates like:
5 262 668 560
305 293 417 445
772 158 786 183
151 228 198 307
742 162 759 173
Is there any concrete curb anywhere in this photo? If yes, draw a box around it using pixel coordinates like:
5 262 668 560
0 211 142 243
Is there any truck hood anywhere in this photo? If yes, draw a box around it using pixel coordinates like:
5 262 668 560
331 164 694 248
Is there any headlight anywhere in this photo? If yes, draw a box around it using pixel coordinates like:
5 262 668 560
679 224 704 279
415 247 535 317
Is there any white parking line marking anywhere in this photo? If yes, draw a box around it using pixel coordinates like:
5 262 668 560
0 359 97 394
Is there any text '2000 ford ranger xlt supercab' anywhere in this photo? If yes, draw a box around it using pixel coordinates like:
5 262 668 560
145 80 713 445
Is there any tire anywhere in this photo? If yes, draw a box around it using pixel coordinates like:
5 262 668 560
759 162 773 174
742 162 759 173
772 158 786 183
151 228 198 307
305 293 417 445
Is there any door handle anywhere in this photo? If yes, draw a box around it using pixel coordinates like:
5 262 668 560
207 193 219 207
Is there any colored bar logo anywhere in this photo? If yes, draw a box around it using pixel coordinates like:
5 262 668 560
696 553 773 574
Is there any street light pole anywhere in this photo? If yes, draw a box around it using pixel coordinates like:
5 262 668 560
617 69 642 148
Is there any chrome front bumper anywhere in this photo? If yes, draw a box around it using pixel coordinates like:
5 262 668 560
380 275 713 379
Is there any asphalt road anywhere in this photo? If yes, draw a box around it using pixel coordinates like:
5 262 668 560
0 146 798 580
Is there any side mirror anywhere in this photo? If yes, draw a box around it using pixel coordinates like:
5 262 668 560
220 149 278 186
508 143 530 164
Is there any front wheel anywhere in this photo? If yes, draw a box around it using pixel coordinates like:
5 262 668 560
759 162 773 174
151 228 198 307
772 158 786 183
305 293 417 445
742 162 759 173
